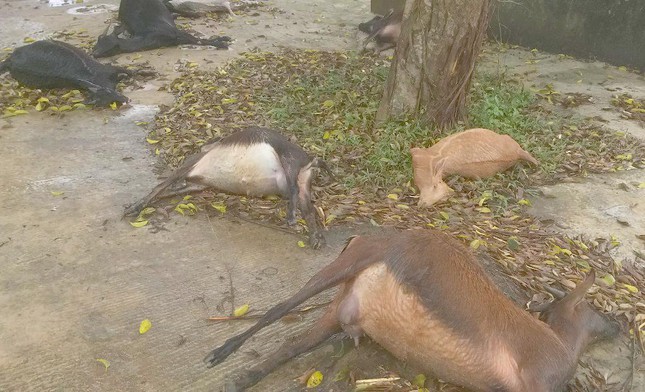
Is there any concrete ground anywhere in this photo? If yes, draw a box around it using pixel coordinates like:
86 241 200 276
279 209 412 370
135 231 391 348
0 0 643 391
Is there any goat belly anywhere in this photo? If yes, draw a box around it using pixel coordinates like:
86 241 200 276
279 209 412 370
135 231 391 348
349 264 505 391
187 143 288 196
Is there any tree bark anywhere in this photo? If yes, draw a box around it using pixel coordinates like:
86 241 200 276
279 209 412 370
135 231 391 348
375 0 492 129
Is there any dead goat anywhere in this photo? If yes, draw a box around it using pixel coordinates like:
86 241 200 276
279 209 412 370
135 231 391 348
124 127 330 248
203 230 618 391
359 9 402 53
92 0 232 58
0 40 130 106
411 128 539 207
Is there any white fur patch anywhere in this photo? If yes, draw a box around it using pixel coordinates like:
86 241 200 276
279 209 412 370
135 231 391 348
188 143 288 196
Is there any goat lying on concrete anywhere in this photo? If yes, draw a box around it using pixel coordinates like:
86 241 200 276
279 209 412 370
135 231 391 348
204 229 618 391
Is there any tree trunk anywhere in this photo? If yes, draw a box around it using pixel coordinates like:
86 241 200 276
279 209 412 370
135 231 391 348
375 0 492 129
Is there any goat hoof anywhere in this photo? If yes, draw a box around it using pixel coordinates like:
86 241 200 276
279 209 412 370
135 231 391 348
309 232 325 250
204 342 237 368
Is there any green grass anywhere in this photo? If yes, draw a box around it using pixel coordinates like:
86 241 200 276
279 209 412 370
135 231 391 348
253 53 558 191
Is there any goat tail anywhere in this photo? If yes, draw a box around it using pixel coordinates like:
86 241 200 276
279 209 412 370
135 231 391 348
520 149 539 166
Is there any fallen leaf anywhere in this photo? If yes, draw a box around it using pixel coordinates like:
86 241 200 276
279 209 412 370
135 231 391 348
413 373 426 388
297 241 306 248
50 191 64 196
139 319 152 334
622 284 639 293
234 304 249 317
599 274 616 286
210 203 226 213
307 370 323 388
129 220 149 228
96 358 110 372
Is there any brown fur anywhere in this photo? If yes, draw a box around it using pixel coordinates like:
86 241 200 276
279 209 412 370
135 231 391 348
411 128 539 207
204 230 618 391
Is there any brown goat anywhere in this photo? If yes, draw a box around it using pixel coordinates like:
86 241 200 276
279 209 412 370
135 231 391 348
204 230 618 391
411 128 539 207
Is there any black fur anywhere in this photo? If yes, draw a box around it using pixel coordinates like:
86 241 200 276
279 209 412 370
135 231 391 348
1 40 129 106
92 0 232 57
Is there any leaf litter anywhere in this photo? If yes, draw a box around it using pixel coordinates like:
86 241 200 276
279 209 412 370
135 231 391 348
138 48 644 391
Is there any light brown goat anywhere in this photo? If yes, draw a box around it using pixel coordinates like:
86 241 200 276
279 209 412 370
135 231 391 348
204 230 618 391
411 128 539 207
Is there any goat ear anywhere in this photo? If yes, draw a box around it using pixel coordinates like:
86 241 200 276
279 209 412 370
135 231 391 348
563 270 596 307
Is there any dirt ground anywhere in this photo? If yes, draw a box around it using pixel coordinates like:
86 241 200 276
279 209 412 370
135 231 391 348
0 0 643 391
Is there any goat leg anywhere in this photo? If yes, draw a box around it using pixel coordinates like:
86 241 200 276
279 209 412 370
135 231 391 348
226 296 343 391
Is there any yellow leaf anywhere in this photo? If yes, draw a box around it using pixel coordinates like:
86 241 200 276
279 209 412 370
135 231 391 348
140 207 156 215
622 284 639 293
638 183 645 189
129 220 149 228
322 100 334 108
146 138 160 144
396 204 409 209
386 193 398 200
139 319 152 334
599 274 615 286
439 211 449 220
234 304 249 317
96 358 110 371
518 199 531 206
221 98 238 105
618 66 627 71
306 371 323 388
413 374 426 388
470 239 481 250
59 105 72 112
210 203 226 213
35 102 45 111
187 62 199 68
615 153 632 161
110 102 117 110
476 207 491 213
322 131 331 140
50 191 64 196
23 37 35 43
297 241 306 248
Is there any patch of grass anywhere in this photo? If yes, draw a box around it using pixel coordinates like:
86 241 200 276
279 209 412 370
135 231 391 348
468 73 564 175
